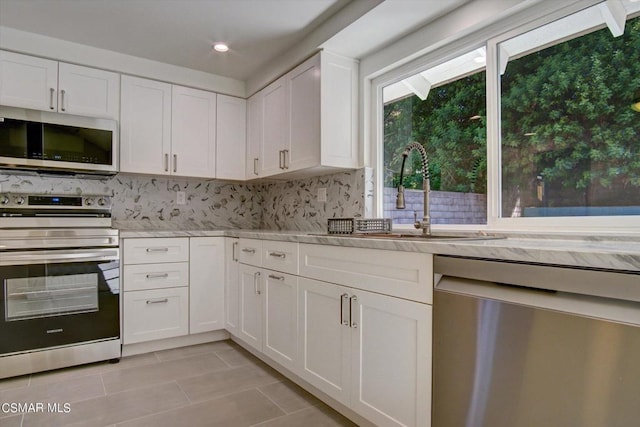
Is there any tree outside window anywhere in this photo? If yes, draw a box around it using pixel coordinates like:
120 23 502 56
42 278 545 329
500 16 640 217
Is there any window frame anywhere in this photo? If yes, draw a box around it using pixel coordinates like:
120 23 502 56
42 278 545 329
370 0 640 234
375 45 489 230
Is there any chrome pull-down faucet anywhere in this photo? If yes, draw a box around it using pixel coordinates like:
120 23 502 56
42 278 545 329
395 142 431 236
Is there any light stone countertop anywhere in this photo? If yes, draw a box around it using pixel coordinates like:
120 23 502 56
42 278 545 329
114 221 640 273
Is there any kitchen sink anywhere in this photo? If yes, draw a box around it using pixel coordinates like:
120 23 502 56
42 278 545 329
309 232 503 241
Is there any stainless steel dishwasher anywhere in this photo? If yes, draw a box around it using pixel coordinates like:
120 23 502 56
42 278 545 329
433 255 640 427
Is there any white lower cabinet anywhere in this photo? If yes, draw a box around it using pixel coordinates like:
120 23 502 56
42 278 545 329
123 262 189 292
297 276 431 427
350 287 431 427
235 240 299 371
224 238 240 335
263 270 298 370
238 264 263 351
123 237 189 265
123 287 189 344
237 265 299 370
297 277 351 403
189 237 225 334
122 236 225 345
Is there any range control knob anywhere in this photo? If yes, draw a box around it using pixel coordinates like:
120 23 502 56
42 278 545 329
15 196 25 205
97 197 107 207
85 197 94 206
0 195 9 205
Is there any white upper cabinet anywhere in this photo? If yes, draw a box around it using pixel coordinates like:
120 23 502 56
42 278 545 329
246 91 263 179
216 94 246 180
57 63 119 119
0 50 119 119
319 52 359 169
260 75 289 177
288 54 321 171
256 51 359 179
120 77 217 178
120 75 172 175
0 52 57 112
171 85 217 178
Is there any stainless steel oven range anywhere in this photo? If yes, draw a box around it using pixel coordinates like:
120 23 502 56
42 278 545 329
0 193 120 379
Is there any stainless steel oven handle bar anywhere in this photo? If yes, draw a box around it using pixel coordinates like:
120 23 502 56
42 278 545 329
0 248 119 266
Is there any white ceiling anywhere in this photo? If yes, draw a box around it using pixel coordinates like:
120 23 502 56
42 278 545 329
322 0 468 58
0 0 469 83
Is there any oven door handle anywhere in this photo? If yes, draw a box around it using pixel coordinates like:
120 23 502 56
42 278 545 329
0 248 119 266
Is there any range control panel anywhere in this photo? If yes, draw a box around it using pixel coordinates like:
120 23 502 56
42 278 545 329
0 193 112 212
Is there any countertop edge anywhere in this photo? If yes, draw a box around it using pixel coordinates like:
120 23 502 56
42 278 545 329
116 228 640 272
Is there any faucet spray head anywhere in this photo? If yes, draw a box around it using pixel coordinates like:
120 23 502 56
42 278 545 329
396 185 406 209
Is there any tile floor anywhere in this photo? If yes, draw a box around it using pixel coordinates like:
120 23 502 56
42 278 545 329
0 340 357 427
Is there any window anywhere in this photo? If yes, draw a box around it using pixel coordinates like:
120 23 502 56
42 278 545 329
499 9 640 219
382 50 487 225
374 0 640 232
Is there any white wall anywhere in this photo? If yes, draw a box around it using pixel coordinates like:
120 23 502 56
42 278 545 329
0 26 245 97
244 0 382 97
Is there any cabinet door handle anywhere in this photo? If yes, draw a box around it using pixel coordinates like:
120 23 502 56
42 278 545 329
232 241 238 262
254 271 261 295
253 158 259 176
340 293 349 326
268 274 284 281
60 89 66 111
146 298 169 304
349 295 358 328
146 273 169 279
279 150 284 169
164 153 169 172
49 88 55 110
283 149 289 169
173 154 177 173
146 247 169 252
241 248 256 254
268 251 286 259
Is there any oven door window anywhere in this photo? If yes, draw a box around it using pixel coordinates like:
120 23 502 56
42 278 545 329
0 260 119 356
5 273 99 321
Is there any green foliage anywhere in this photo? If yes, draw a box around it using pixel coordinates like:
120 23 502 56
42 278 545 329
383 72 487 193
500 17 640 211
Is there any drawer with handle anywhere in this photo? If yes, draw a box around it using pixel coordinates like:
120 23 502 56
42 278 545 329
123 262 189 291
123 238 189 265
238 238 263 267
123 287 189 344
262 240 298 275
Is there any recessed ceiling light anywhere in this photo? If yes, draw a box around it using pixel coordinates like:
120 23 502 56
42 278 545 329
213 43 229 53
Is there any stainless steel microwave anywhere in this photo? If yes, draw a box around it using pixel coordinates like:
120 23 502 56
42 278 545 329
0 106 118 175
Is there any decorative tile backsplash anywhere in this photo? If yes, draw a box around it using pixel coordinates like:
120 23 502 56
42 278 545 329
111 174 261 228
261 169 366 231
0 172 262 229
0 168 368 231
